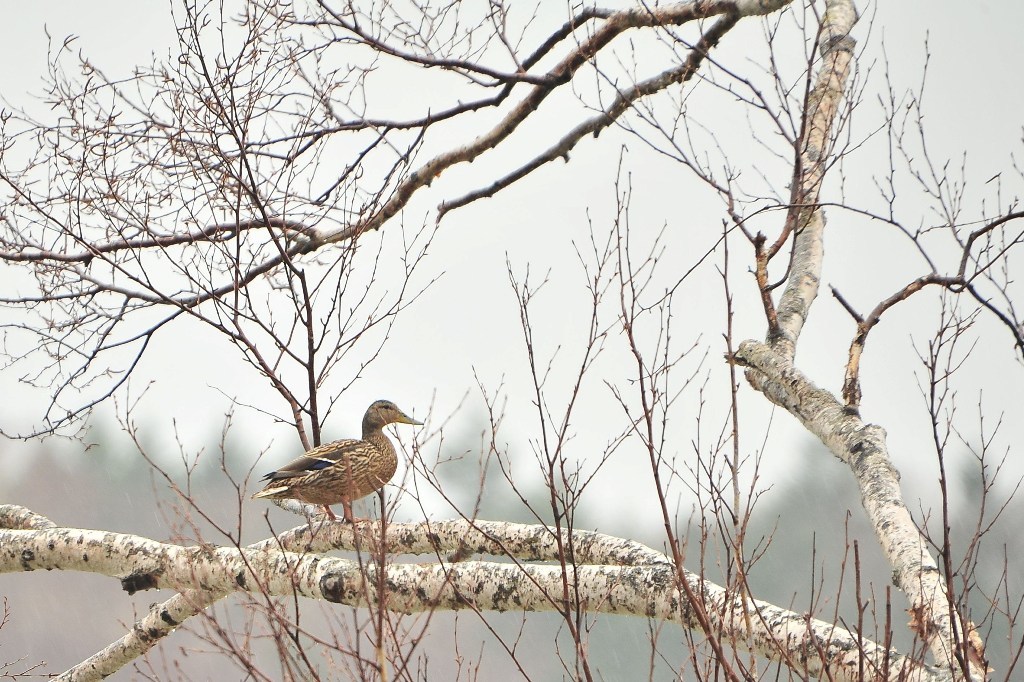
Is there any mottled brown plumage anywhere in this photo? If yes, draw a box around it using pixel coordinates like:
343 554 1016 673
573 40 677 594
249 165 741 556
252 400 422 521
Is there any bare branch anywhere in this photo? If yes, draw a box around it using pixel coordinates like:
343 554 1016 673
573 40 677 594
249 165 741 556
733 340 987 679
1 510 947 682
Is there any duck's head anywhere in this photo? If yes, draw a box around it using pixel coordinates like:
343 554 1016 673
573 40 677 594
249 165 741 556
362 399 423 432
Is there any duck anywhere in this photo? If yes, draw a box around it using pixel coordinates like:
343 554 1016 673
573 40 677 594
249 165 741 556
252 399 422 521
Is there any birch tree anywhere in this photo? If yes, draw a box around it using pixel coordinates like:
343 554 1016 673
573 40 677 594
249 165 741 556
1 0 1020 680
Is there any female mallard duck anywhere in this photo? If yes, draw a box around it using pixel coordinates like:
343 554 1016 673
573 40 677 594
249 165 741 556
252 400 422 521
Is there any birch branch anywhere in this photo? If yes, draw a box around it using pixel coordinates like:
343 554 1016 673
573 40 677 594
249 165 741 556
733 340 987 680
735 3 987 678
51 511 676 682
771 0 857 357
55 588 227 682
0 507 945 682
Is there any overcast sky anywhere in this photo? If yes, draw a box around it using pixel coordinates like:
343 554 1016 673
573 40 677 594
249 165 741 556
1 0 1022 540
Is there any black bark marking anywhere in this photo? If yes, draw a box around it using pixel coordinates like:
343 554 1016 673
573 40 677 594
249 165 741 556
121 571 159 595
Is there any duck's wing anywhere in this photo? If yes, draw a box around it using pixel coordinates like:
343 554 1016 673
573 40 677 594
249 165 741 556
260 439 363 481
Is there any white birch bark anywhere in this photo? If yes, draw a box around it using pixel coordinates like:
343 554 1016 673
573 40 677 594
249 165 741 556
732 0 987 678
772 0 858 359
0 506 946 682
734 342 986 679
